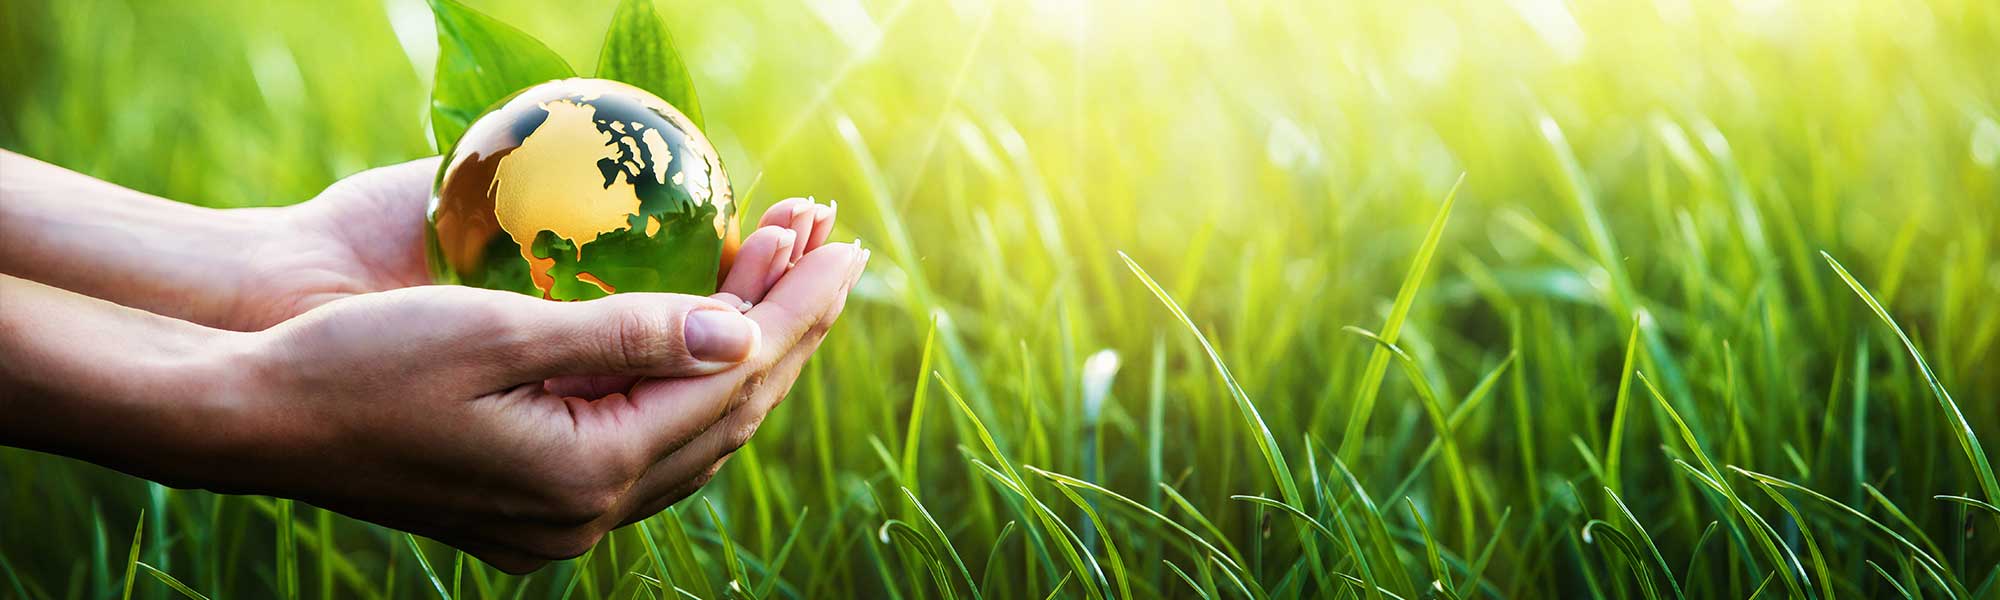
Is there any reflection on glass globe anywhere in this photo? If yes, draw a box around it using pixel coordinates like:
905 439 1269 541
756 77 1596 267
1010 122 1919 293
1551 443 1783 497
426 78 737 300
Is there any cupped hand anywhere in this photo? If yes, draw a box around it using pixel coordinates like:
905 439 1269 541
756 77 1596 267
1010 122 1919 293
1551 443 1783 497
240 158 839 330
236 159 852 572
229 241 865 573
0 151 859 574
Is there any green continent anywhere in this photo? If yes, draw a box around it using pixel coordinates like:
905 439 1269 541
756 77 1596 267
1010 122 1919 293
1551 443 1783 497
532 202 721 301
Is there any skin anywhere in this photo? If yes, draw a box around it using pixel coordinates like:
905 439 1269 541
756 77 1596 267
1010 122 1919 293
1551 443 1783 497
0 150 858 572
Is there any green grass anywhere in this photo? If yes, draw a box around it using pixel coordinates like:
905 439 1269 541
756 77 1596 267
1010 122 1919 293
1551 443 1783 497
5 0 2000 597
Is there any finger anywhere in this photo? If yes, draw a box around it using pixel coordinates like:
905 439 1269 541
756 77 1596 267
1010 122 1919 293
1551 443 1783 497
804 201 837 253
616 247 866 510
756 197 815 230
599 243 863 459
757 198 819 264
617 452 733 528
741 242 867 362
499 292 762 381
717 226 795 304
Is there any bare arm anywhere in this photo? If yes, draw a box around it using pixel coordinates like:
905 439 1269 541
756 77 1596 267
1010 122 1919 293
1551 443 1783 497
0 274 258 482
0 150 307 329
0 151 858 573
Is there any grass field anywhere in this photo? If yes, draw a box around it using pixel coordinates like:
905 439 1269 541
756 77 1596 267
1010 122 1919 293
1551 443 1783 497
5 0 2000 597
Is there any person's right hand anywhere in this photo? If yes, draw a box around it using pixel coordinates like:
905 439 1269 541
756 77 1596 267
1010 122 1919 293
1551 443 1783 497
200 241 865 573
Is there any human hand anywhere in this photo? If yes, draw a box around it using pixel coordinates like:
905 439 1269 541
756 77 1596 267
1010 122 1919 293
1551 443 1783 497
252 158 839 330
0 151 858 573
0 151 839 332
211 241 865 573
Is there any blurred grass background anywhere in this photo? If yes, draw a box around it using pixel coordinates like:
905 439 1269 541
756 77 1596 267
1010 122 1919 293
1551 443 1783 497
4 0 2000 597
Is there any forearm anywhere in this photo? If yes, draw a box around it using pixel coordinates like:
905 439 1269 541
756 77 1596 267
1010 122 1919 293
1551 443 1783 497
0 274 260 488
0 150 295 329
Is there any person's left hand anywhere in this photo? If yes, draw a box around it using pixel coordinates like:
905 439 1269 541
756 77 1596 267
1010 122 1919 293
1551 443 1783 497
231 157 838 331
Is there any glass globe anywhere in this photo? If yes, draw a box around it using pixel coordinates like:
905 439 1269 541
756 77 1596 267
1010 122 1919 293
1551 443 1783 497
427 78 737 300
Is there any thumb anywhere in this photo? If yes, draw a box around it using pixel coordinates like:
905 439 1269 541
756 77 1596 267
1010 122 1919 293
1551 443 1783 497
500 292 762 381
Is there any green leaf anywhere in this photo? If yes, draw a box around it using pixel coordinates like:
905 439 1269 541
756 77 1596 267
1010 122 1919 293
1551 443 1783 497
596 0 704 128
427 0 575 152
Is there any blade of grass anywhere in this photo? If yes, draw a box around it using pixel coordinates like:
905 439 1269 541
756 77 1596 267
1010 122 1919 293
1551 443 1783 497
901 488 984 600
1581 519 1660 600
1164 560 1212 600
138 563 211 600
1603 487 1686 600
1459 506 1512 594
752 508 809 599
1935 495 2000 517
1733 467 1968 597
942 372 1107 599
121 509 144 600
402 534 453 600
977 521 1016 598
557 548 592 600
276 500 295 599
1604 317 1643 494
635 519 677 593
1867 560 1916 600
1330 455 1419 596
1023 472 1130 600
702 498 750 591
1640 372 1807 599
1343 325 1477 550
1232 494 1339 542
879 519 953 599
900 318 940 487
1032 468 1249 583
1337 174 1464 464
1404 500 1460 600
1824 251 2000 508
1732 469 1834 600
1121 250 1330 595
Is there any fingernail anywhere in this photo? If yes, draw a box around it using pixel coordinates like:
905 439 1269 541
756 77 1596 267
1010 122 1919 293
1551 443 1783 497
766 229 797 288
844 248 871 293
686 309 759 362
712 292 753 312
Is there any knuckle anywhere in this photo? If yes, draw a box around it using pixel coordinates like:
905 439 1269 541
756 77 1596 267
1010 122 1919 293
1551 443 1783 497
690 460 727 489
806 317 835 340
611 307 675 372
469 302 522 343
725 418 766 453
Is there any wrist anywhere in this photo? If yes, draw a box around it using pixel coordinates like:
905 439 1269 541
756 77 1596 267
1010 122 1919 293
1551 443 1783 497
0 277 274 491
88 325 273 491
